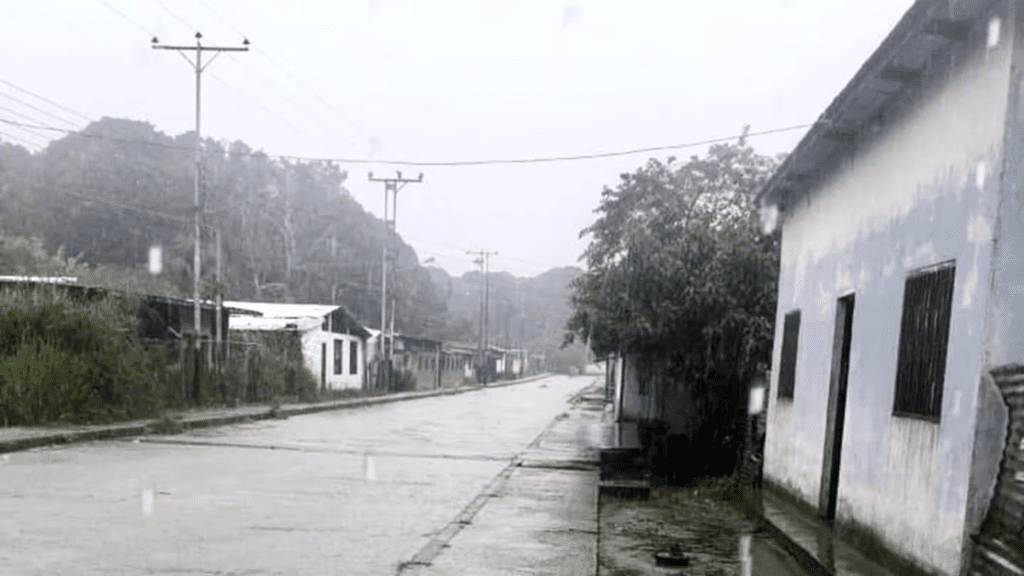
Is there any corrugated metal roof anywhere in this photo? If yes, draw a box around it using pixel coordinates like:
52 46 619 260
230 316 322 332
224 301 340 319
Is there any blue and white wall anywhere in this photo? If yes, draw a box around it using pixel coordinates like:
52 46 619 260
764 6 1017 574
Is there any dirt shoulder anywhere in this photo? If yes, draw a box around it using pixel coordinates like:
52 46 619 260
599 480 755 576
599 479 812 576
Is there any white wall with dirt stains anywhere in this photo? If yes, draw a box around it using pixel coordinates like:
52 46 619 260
763 5 1016 574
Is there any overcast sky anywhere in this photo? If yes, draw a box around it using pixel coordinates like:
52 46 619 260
1 0 914 277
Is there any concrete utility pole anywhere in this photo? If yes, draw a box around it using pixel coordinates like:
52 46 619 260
369 171 423 390
152 33 248 343
466 249 497 383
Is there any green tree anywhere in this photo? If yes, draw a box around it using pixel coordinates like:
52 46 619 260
569 143 779 381
567 143 781 475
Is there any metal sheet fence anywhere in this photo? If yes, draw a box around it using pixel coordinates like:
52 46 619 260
969 367 1024 575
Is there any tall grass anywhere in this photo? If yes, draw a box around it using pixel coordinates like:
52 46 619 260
0 286 162 425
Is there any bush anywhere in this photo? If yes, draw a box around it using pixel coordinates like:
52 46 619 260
0 342 98 424
0 294 162 425
391 368 417 392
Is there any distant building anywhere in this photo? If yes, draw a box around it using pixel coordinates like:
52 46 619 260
227 302 369 391
757 2 1024 574
366 330 446 391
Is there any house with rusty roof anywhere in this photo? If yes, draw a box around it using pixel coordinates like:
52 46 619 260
757 1 1024 574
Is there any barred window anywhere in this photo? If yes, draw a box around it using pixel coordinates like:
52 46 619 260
334 340 343 375
777 310 801 400
893 263 955 420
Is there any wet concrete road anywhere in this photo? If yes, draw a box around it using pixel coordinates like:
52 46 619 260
0 375 596 575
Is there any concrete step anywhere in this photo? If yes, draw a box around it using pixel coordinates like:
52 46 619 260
599 478 651 500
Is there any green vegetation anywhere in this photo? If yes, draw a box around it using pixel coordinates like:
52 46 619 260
0 120 581 373
0 289 161 425
567 142 781 478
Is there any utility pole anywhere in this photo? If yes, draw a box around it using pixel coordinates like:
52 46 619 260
466 249 497 384
369 171 423 391
152 33 248 357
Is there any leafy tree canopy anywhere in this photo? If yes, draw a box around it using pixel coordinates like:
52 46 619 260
567 143 781 385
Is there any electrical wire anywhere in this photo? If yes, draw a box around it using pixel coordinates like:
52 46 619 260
193 0 391 153
204 71 346 157
0 90 83 129
0 129 47 149
0 106 60 142
186 0 367 149
151 0 199 32
44 187 190 225
99 0 365 157
0 117 809 167
95 0 155 40
223 53 361 151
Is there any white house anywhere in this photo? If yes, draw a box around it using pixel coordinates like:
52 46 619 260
227 302 369 391
757 2 1024 575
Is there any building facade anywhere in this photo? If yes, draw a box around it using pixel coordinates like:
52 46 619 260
227 302 368 391
757 2 1024 574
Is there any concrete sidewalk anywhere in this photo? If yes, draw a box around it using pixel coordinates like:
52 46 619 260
0 373 550 455
398 382 606 575
744 489 899 576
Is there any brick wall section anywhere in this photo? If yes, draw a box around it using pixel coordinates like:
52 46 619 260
970 366 1024 575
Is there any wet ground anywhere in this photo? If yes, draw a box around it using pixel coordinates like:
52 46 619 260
599 483 813 576
0 375 595 575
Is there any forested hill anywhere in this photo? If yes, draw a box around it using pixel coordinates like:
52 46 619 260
426 265 582 352
0 117 584 359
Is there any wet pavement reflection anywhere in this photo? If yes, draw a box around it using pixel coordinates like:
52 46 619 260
0 375 594 575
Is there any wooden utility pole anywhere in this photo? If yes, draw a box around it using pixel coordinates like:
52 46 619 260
152 33 247 340
466 249 497 384
153 32 247 403
369 171 423 390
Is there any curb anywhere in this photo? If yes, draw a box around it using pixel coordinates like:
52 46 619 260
739 497 830 576
0 372 556 455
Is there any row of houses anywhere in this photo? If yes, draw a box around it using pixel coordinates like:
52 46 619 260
224 300 529 392
606 1 1024 575
0 277 531 395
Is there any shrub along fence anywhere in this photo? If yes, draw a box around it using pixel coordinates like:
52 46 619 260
140 337 268 408
0 283 321 426
0 290 161 425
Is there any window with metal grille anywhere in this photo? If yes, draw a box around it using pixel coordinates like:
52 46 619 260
349 341 358 375
776 310 801 400
334 340 343 375
893 263 955 420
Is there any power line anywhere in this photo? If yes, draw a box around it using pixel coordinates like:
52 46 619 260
0 106 60 142
342 124 811 166
193 0 246 39
190 1 374 151
95 0 155 41
151 0 199 32
189 0 366 149
98 0 366 157
152 31 249 352
0 92 80 130
0 129 47 149
205 71 346 156
0 80 91 123
58 188 189 225
249 45 371 141
0 117 809 167
223 53 361 150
